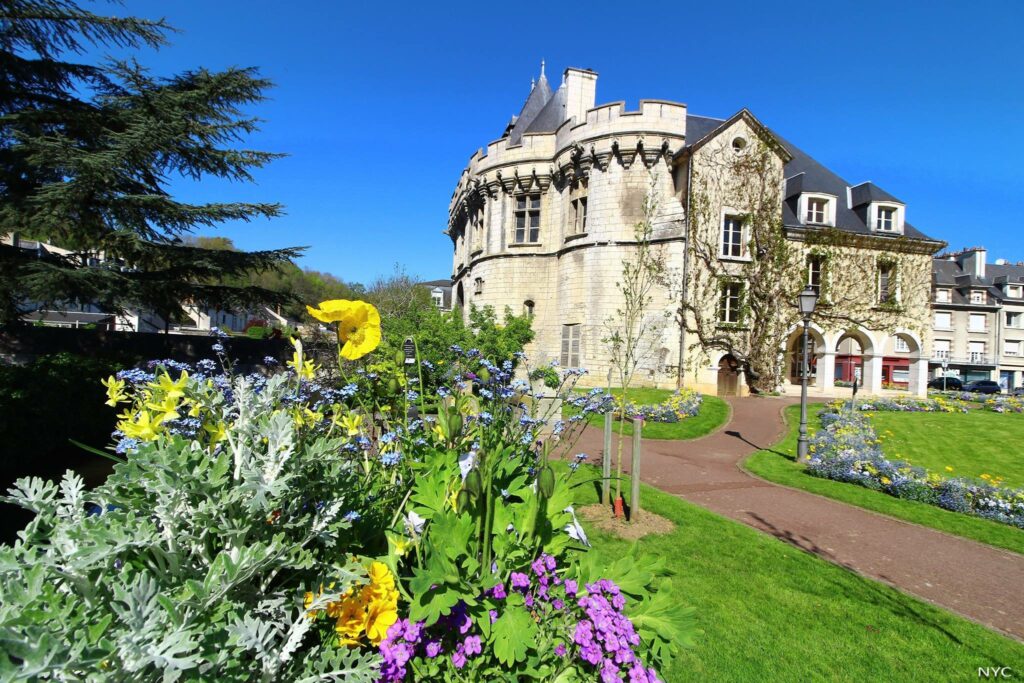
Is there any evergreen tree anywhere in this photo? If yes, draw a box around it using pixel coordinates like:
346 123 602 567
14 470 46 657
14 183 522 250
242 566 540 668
0 0 300 324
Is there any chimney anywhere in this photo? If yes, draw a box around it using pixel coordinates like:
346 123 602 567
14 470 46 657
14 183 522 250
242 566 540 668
957 248 987 279
563 67 597 125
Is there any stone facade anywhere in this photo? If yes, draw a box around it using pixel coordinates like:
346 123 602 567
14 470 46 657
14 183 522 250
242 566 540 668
447 66 944 397
932 248 1024 390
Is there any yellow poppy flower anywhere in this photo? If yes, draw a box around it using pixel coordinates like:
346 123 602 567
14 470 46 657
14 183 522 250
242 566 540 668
306 299 382 360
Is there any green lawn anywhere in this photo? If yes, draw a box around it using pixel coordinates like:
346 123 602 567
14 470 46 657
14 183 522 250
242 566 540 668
744 405 1024 555
871 410 1024 488
577 388 730 440
580 477 1024 681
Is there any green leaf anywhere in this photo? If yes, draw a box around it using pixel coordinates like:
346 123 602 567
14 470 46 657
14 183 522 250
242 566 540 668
491 605 536 666
87 614 112 644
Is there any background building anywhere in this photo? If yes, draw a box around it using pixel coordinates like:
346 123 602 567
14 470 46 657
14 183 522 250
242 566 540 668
932 248 1024 389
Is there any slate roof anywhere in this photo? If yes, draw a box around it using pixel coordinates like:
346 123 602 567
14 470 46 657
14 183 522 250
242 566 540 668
524 82 567 135
682 114 940 243
419 279 453 310
507 75 554 145
932 254 1024 306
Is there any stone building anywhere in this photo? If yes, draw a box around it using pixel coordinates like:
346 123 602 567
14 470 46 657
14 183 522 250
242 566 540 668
447 65 944 396
932 248 1024 390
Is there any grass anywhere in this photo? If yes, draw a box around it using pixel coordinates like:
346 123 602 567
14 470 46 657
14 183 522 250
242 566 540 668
580 477 1024 681
744 405 1024 555
577 387 730 440
870 410 1024 488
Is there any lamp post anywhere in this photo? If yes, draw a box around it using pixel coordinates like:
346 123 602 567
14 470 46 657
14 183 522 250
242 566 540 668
797 285 819 463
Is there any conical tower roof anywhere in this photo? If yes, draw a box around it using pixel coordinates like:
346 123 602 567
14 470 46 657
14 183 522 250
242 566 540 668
507 61 553 145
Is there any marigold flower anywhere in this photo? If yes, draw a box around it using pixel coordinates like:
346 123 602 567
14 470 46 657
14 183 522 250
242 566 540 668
306 299 381 360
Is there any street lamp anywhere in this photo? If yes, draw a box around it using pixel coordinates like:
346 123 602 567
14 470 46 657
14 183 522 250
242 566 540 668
797 285 819 462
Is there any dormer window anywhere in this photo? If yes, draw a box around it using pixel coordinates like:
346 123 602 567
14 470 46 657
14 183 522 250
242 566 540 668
806 198 827 224
935 288 950 303
970 290 985 305
798 194 835 227
1008 284 1023 299
876 207 895 231
868 203 904 234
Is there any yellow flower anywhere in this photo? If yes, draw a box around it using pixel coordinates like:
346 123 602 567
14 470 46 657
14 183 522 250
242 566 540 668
364 598 398 646
366 562 396 594
117 409 168 441
391 536 411 557
945 466 954 473
101 376 127 407
204 420 226 445
151 370 189 402
880 476 891 485
334 597 366 647
306 300 382 360
339 412 363 437
146 394 181 425
981 473 991 480
286 336 318 381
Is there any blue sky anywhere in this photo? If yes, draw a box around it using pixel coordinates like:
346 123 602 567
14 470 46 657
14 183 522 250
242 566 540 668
95 0 1024 284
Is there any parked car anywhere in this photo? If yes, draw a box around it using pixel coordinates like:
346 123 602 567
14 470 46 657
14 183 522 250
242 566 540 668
1012 386 1024 397
927 376 963 391
962 380 1002 395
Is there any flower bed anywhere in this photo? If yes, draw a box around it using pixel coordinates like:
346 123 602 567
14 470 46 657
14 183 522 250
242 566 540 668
0 300 695 681
614 389 703 423
984 396 1024 414
806 409 1024 529
832 396 968 413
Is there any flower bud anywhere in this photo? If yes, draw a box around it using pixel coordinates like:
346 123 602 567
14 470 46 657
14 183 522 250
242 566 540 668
387 378 399 395
537 466 555 498
464 468 482 497
456 489 473 513
478 367 491 382
448 411 463 436
394 349 406 367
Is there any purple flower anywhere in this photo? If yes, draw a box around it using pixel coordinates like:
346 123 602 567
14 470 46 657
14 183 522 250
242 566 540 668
491 583 507 599
425 641 442 658
451 648 467 669
463 635 482 657
555 643 567 657
564 579 578 597
600 657 620 683
489 609 499 624
510 572 530 591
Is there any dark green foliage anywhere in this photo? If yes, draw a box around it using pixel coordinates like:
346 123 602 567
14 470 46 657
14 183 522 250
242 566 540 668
0 352 125 540
0 1 298 322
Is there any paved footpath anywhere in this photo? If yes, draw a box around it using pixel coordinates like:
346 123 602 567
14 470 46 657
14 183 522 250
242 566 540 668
575 396 1024 641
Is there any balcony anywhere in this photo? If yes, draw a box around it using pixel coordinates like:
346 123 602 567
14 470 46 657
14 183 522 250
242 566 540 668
929 351 997 367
